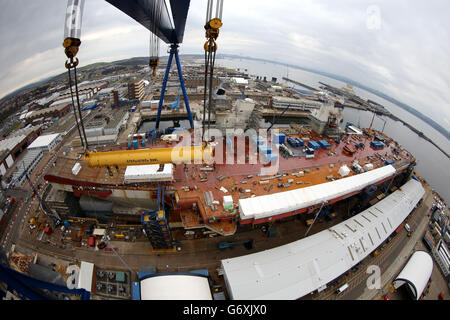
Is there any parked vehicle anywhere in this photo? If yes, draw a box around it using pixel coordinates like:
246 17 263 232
336 283 349 294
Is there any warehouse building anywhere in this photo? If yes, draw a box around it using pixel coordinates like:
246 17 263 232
0 125 43 175
27 133 62 153
222 179 424 299
25 104 71 124
104 110 129 136
271 96 322 111
433 239 450 277
10 149 44 187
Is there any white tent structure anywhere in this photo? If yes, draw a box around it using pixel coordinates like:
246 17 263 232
77 261 94 292
238 165 396 222
222 179 424 300
392 251 433 300
124 164 174 182
140 275 212 300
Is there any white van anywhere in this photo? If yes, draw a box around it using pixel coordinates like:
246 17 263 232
336 283 349 294
404 223 411 233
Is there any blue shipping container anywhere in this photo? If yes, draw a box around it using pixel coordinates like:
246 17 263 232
308 141 320 150
318 140 330 149
370 141 384 149
295 137 304 146
287 137 298 147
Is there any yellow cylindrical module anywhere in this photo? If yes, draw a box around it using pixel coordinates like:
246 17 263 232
83 145 214 168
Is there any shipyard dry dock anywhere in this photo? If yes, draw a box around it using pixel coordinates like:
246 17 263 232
44 126 415 239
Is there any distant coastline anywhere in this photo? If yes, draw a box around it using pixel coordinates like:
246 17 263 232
219 54 450 141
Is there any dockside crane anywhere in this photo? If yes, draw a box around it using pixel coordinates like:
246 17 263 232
202 0 224 140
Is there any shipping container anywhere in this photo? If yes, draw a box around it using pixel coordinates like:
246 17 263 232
370 141 384 149
308 140 320 150
294 137 304 146
287 137 298 147
318 140 330 149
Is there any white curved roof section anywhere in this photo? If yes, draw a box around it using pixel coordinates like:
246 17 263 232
393 251 433 300
140 275 212 300
239 165 396 221
222 179 424 300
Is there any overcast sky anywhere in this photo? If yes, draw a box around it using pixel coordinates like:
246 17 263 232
0 0 449 129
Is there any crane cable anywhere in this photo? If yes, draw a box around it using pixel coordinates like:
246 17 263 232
65 55 89 151
202 0 223 141
63 0 88 151
67 63 84 150
149 0 163 78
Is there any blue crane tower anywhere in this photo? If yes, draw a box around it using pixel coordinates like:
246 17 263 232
169 87 181 112
105 0 195 130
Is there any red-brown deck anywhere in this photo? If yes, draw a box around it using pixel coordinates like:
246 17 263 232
44 128 415 235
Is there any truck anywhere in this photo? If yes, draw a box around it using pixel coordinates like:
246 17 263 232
404 223 412 237
336 283 349 294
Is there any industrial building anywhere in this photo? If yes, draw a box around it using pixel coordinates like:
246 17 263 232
72 108 128 147
0 125 43 175
433 239 450 277
271 96 322 111
392 251 434 300
25 104 71 124
221 179 424 299
10 149 44 187
128 79 146 101
27 133 62 153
